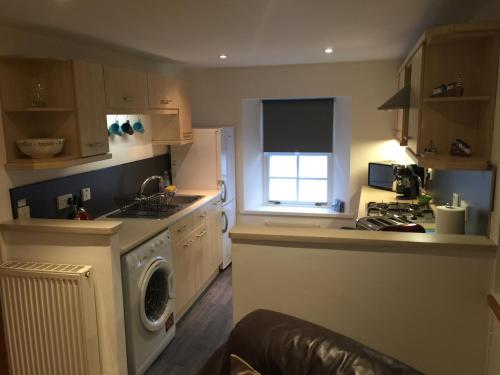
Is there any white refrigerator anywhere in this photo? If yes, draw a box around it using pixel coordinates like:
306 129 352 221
171 127 236 269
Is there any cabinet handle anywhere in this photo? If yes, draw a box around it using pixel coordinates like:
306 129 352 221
220 180 227 203
184 239 195 248
196 230 207 238
221 211 229 233
122 96 135 102
199 211 209 218
177 224 187 233
160 99 172 104
86 141 106 147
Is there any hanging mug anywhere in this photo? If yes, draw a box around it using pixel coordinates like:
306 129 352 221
121 119 134 135
133 116 145 133
108 120 123 136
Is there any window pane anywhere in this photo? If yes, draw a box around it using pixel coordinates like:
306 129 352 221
299 155 328 178
269 155 297 178
298 179 327 202
269 178 297 201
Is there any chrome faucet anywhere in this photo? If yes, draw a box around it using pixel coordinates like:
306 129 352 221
139 175 164 197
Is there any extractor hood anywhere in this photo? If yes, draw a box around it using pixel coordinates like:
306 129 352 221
378 85 410 110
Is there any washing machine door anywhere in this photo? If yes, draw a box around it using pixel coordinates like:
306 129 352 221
139 258 175 332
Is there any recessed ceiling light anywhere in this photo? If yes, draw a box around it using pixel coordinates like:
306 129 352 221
324 47 334 54
219 54 228 59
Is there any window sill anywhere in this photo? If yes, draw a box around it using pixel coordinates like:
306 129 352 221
241 205 354 219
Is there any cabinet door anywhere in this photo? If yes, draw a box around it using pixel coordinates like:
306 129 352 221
172 233 197 316
394 68 410 146
407 45 424 155
207 202 222 270
103 66 148 108
73 61 109 157
147 73 181 109
178 79 193 141
194 225 211 288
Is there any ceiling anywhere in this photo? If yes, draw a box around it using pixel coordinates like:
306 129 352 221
0 0 492 67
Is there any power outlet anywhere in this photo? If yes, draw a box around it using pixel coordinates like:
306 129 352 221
57 193 73 210
81 187 91 201
460 200 470 223
18 205 31 219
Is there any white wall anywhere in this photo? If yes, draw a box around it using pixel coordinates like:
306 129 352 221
187 60 413 227
232 242 493 375
0 26 181 223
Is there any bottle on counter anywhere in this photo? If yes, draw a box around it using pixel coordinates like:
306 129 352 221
69 196 92 220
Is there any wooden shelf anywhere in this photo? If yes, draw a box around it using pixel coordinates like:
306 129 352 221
4 107 74 113
4 153 112 170
152 139 193 146
423 96 490 103
406 148 489 170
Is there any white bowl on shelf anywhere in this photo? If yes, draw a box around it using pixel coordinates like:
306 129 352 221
16 138 65 159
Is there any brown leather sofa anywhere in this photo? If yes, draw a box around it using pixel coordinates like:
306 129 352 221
198 309 424 375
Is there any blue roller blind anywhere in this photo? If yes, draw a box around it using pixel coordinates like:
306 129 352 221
263 98 334 153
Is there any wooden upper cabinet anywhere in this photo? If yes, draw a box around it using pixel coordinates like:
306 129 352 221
394 68 410 146
103 66 148 109
73 61 109 157
147 73 181 109
407 45 424 155
0 57 111 170
150 74 193 145
400 21 500 170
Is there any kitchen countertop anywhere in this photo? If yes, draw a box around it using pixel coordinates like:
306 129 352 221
0 218 123 235
0 189 221 255
229 225 497 257
99 189 221 254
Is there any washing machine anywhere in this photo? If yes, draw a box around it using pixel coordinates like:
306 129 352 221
121 229 176 375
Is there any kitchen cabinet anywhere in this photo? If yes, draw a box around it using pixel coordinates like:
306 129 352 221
394 67 410 146
0 57 111 170
147 73 181 109
103 65 148 109
171 199 222 317
150 75 193 145
398 21 500 170
407 45 424 154
73 61 110 157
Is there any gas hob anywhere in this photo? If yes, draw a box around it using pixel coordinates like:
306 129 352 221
366 201 435 223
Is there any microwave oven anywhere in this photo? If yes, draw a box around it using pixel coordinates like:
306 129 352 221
368 162 397 191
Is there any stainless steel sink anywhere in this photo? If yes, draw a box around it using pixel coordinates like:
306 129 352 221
108 194 204 219
171 195 205 205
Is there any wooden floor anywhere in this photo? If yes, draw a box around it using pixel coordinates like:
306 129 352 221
145 266 233 375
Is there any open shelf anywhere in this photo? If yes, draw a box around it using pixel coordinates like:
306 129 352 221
406 148 489 170
4 107 75 113
4 153 112 170
423 96 490 103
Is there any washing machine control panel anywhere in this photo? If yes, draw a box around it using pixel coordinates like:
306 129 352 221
134 231 171 268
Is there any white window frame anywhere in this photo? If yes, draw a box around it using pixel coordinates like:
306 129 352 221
263 152 333 207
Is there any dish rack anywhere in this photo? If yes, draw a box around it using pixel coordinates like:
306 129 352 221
114 191 176 217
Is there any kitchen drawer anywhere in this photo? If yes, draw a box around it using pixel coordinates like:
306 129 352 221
170 212 193 243
192 200 219 229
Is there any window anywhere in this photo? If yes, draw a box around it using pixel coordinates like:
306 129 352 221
265 153 331 205
262 98 334 206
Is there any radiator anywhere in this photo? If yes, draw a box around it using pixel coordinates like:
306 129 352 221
0 261 101 375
